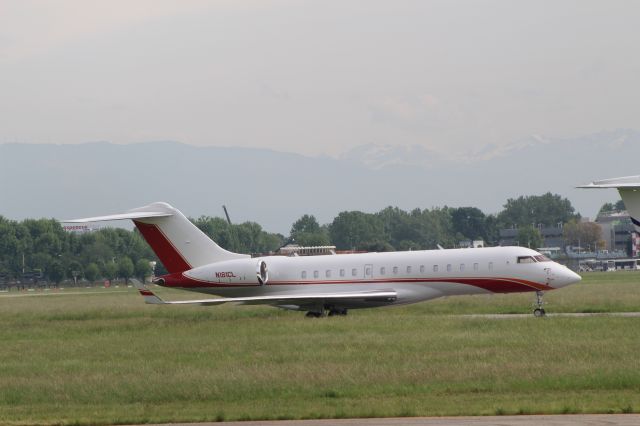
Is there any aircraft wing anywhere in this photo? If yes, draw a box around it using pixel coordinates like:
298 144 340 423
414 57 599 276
132 280 397 306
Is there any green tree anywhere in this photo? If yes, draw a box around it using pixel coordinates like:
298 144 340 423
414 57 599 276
291 214 322 235
563 220 603 250
376 207 412 248
290 214 330 246
84 263 100 284
359 240 395 252
450 207 488 241
414 207 456 249
516 226 543 249
48 260 65 285
329 211 385 250
102 261 118 282
498 193 579 228
118 257 134 284
598 200 626 216
67 260 83 286
598 202 616 216
192 216 283 254
135 259 152 282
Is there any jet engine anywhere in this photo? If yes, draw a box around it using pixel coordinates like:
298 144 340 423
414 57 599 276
257 260 268 285
182 258 270 286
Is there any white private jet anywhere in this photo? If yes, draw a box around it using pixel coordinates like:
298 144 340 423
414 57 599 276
66 202 581 317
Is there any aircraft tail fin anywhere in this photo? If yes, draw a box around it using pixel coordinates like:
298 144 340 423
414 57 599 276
65 202 249 273
578 176 640 231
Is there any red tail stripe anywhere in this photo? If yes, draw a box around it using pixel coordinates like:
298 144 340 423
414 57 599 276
134 221 191 274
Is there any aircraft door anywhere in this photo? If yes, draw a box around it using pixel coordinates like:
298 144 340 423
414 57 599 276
364 264 373 280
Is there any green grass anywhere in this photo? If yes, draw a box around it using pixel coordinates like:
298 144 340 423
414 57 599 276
1 272 640 425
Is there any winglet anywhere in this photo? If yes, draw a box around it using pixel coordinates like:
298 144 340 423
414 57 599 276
131 279 166 305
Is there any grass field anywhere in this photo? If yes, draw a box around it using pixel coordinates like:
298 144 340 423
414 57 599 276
1 272 640 425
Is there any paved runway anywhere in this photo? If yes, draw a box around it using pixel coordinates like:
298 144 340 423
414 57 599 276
459 312 640 319
0 290 129 298
138 414 640 426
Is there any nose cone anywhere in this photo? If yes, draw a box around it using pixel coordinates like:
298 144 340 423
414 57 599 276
553 266 582 288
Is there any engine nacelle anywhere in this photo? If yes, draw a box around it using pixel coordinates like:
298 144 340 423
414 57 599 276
184 258 269 286
256 260 268 285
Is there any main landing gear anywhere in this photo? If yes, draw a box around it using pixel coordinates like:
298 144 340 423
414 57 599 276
533 291 546 317
305 306 348 318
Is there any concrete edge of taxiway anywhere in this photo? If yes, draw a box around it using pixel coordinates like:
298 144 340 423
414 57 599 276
130 414 640 426
457 312 640 318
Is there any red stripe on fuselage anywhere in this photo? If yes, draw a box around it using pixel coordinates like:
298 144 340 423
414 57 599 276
156 273 553 292
134 221 191 274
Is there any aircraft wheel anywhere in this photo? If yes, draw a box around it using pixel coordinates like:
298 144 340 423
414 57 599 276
533 308 546 317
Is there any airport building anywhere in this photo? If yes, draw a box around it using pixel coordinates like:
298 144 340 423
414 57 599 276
596 211 636 255
277 244 337 256
499 211 639 259
499 225 565 249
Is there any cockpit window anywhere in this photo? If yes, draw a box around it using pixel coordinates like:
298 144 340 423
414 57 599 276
534 255 551 262
517 256 536 264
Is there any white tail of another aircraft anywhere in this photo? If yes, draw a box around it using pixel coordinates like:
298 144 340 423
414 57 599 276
578 175 640 231
65 202 249 273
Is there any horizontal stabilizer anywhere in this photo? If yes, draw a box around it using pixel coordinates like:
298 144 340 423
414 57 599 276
64 202 248 273
577 175 640 189
132 280 397 307
64 211 172 223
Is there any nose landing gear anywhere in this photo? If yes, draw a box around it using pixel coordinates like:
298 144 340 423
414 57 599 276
533 291 546 317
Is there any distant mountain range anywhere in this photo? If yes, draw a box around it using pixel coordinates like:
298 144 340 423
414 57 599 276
1 129 639 233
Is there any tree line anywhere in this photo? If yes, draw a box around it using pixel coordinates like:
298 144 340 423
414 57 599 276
0 192 620 284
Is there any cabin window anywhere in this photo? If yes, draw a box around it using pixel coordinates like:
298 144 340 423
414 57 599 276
301 271 307 279
488 262 493 271
393 266 398 274
313 270 319 279
365 266 372 275
446 264 452 272
352 268 357 277
518 256 536 264
420 265 425 273
460 264 465 272
339 269 345 277
326 270 331 278
433 265 439 272
406 266 412 274
380 267 386 275
473 263 479 271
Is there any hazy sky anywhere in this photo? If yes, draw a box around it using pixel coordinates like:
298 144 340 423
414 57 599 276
1 0 638 156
